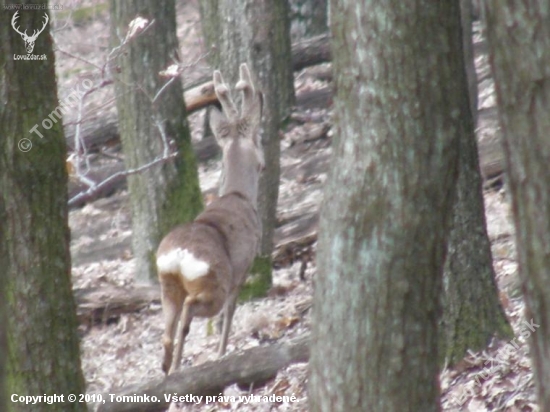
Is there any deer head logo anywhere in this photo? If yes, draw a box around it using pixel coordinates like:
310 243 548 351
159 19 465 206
11 11 49 54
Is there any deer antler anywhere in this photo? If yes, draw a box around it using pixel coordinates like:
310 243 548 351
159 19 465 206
11 11 27 37
213 70 239 122
235 63 262 142
235 63 256 114
11 11 49 40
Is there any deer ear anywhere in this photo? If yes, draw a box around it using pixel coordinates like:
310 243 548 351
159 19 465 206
209 106 230 148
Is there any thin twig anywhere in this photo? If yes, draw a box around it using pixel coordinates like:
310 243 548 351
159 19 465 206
153 116 171 159
55 47 103 71
153 49 211 104
152 76 178 104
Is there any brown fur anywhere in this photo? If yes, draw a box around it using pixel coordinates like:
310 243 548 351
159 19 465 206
157 64 263 375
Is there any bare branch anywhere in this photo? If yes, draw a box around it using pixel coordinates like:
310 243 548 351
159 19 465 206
62 16 155 191
54 47 103 71
68 151 178 208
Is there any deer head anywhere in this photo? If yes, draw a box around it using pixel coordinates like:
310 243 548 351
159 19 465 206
11 11 49 54
209 63 264 206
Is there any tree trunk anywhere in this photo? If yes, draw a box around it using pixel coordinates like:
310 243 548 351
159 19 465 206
110 0 203 283
0 206 5 412
440 0 512 366
289 0 328 42
484 1 550 409
0 2 87 411
309 1 461 411
460 0 478 123
200 0 295 295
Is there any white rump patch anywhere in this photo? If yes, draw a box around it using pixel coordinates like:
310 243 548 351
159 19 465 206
157 248 210 281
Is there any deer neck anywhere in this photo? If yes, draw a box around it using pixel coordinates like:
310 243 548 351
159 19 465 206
219 140 260 207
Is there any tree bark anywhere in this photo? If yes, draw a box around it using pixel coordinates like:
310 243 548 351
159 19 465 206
95 335 309 412
309 1 461 411
484 1 550 409
440 0 512 366
441 121 512 366
110 0 203 283
0 2 87 411
461 0 478 124
289 0 328 42
0 201 6 412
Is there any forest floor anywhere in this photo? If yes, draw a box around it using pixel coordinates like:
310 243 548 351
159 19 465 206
53 1 535 411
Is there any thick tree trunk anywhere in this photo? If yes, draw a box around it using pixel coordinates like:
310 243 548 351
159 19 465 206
0 2 87 411
110 0 203 283
461 0 478 123
440 0 512 366
200 0 295 295
484 1 550 409
309 1 461 411
0 209 5 412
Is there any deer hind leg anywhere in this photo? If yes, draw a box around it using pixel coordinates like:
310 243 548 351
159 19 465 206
218 289 239 357
168 296 195 375
160 276 184 374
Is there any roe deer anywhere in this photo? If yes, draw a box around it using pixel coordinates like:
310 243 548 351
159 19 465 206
156 63 263 375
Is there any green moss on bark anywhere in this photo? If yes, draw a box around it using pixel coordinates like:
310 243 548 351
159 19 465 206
1 3 87 409
238 255 273 302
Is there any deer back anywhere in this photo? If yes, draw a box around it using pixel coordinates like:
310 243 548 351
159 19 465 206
195 192 260 288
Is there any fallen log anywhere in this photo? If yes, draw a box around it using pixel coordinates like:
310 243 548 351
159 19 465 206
75 285 160 326
291 33 331 71
93 334 310 412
